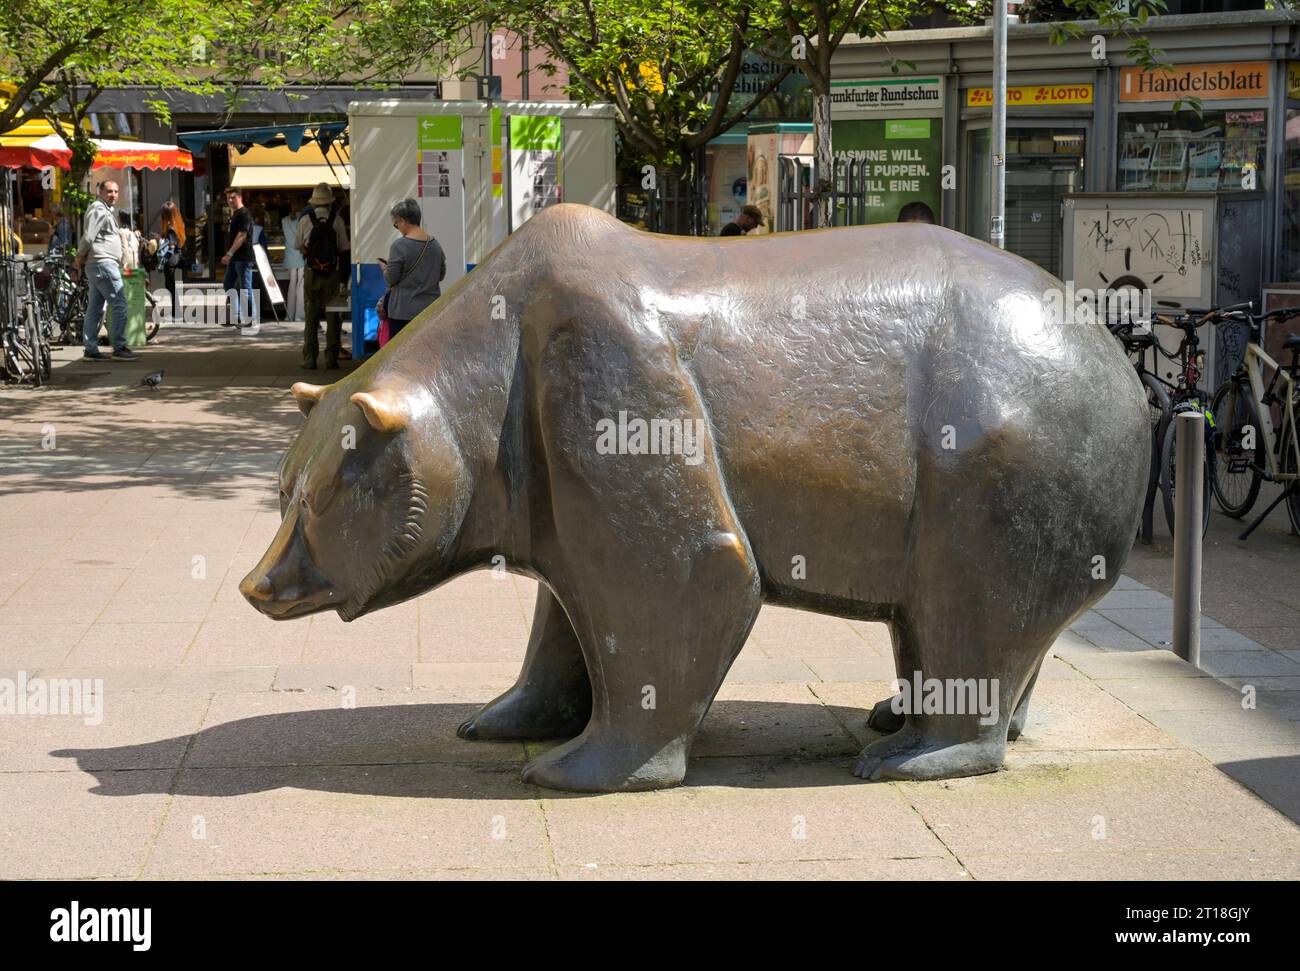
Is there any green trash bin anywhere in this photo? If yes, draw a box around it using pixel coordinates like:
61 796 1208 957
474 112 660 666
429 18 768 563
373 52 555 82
106 268 149 348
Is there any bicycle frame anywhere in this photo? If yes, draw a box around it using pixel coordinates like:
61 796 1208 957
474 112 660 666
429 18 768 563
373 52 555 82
1241 341 1299 483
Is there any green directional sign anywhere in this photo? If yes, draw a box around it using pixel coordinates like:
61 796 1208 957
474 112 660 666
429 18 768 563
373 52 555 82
417 115 461 151
509 115 561 151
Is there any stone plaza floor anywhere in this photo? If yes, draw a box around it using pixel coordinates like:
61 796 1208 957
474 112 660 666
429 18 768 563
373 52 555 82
1 323 1298 880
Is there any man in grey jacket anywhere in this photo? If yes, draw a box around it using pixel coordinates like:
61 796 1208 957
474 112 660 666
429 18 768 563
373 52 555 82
75 181 139 361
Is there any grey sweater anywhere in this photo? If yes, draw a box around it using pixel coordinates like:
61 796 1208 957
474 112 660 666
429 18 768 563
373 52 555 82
77 200 122 264
383 234 446 321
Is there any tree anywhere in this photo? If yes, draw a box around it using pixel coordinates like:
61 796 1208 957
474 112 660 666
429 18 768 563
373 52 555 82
745 1 914 228
485 0 797 233
0 0 469 218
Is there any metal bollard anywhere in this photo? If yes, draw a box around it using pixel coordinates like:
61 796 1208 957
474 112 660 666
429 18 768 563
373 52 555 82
1172 411 1203 667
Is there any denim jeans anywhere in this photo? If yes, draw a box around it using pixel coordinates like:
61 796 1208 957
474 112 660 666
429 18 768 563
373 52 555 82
83 259 129 354
223 260 255 327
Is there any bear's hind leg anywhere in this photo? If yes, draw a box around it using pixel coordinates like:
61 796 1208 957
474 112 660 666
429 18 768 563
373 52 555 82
457 586 591 741
853 615 1048 781
865 620 922 735
1006 666 1041 742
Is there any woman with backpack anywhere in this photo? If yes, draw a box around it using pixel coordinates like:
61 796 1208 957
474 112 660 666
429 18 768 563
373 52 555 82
155 201 186 318
377 198 445 345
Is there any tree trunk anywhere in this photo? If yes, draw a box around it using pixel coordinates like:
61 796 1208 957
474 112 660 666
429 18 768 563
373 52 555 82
813 89 833 229
657 162 698 236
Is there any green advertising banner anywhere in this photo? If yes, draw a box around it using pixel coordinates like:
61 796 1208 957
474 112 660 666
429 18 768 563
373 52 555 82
832 118 942 225
417 115 462 150
509 115 561 151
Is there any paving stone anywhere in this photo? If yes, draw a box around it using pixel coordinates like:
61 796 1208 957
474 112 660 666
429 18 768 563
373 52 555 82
1011 678 1180 752
719 656 813 684
0 685 206 771
557 858 967 880
1065 650 1209 680
272 663 412 691
1097 606 1224 635
63 621 201 666
0 770 174 879
1214 754 1300 826
0 623 90 668
188 689 524 768
1092 676 1252 715
1198 651 1300 678
962 850 1300 880
696 684 858 758
1143 708 1300 758
800 655 899 682
542 758 945 867
412 662 520 690
899 749 1300 858
143 763 548 876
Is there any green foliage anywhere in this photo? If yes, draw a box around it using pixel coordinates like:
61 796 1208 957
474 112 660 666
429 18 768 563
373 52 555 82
482 0 796 172
0 0 471 138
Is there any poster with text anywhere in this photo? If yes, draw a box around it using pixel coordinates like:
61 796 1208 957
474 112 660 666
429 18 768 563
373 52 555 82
416 115 467 286
745 132 779 233
509 115 562 230
831 118 942 225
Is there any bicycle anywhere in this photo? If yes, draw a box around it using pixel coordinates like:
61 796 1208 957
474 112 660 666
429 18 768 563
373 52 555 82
43 247 87 346
1 253 54 386
57 258 162 347
1146 304 1254 537
1209 306 1300 538
1106 317 1170 539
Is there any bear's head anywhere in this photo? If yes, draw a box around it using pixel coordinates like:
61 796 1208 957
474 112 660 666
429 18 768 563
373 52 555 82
239 378 471 622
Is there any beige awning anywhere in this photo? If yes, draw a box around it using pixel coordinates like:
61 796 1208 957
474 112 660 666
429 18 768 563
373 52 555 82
229 163 350 189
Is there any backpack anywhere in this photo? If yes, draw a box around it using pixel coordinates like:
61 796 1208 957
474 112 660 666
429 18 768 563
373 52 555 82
305 206 339 273
156 230 179 269
141 234 162 272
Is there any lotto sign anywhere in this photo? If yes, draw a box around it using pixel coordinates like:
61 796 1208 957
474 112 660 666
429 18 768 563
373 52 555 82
966 85 1094 107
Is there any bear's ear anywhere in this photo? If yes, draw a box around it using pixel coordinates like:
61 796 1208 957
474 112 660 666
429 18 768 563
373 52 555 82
291 382 327 417
350 389 410 434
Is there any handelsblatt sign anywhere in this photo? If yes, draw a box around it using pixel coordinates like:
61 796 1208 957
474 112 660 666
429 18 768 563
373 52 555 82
830 78 943 118
1119 62 1269 101
966 84 1093 107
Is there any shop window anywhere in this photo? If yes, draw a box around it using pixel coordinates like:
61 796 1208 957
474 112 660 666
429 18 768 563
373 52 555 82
1118 110 1265 192
1281 109 1300 282
965 125 1085 277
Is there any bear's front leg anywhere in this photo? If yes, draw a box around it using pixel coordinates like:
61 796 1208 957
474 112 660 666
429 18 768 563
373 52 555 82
520 306 761 792
521 531 760 792
457 586 591 741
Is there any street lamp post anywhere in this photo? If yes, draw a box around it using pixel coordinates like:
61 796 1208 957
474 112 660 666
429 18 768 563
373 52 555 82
990 0 1008 249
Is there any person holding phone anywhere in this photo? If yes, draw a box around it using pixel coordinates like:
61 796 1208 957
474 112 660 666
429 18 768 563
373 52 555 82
377 198 445 343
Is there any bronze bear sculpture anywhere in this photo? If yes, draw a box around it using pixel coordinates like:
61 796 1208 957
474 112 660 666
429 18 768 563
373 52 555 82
240 203 1150 793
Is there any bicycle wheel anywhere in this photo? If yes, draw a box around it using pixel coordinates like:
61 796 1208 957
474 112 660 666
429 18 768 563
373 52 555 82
1285 444 1300 537
1160 412 1212 538
27 304 50 386
1210 378 1262 518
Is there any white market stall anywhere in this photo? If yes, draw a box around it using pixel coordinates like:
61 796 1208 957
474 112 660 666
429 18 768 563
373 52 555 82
346 99 617 358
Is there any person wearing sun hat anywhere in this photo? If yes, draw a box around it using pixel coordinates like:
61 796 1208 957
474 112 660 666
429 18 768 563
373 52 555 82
295 182 351 369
